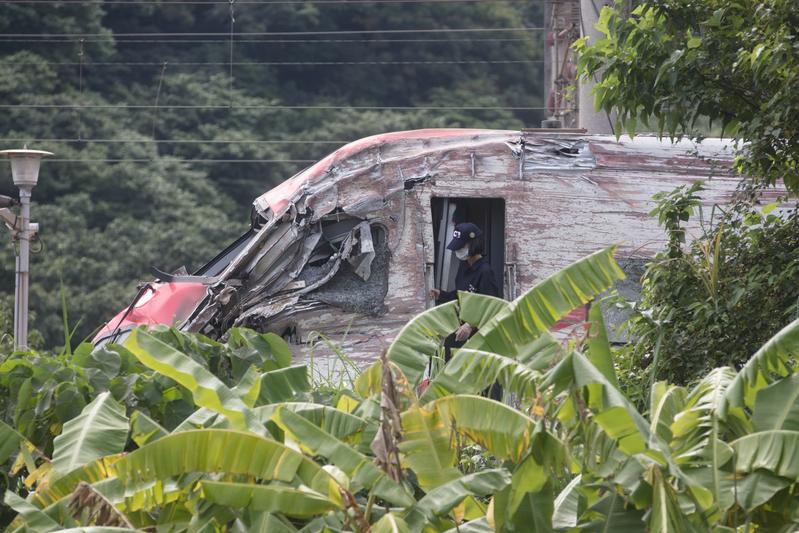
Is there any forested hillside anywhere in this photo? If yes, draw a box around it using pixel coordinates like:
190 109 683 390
0 1 543 346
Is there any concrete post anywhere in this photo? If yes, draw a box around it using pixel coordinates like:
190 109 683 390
14 187 31 350
579 0 616 134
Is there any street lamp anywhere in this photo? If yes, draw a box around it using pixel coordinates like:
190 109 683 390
0 147 53 350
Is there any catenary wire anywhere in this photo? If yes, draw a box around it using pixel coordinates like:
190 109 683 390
0 104 560 110
5 0 542 5
45 158 317 163
0 139 351 145
0 59 543 67
0 37 534 44
0 27 545 39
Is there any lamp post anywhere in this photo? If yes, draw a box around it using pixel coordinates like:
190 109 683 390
0 147 53 350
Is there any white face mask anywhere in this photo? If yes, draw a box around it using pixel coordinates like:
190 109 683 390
454 246 470 261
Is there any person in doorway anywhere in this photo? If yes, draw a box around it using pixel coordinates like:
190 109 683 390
429 222 502 399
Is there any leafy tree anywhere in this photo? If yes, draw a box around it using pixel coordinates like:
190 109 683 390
618 183 799 390
575 0 799 191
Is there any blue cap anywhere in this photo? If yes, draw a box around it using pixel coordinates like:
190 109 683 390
446 222 482 250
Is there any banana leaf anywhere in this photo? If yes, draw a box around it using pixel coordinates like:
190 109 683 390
31 455 121 509
397 406 460 491
586 302 618 388
4 491 60 532
507 454 549 514
354 360 382 398
571 353 658 458
649 382 687 445
113 429 334 497
578 491 645 532
663 369 737 512
386 301 460 388
172 407 221 432
51 392 129 480
0 419 27 465
492 479 553 533
259 365 310 405
227 327 293 371
648 467 690 533
722 318 799 417
234 365 263 408
404 469 511 531
200 480 339 517
464 246 624 357
253 402 366 441
752 374 799 432
272 407 414 506
552 475 581 530
734 469 791 512
371 513 411 533
731 430 799 481
420 349 539 402
457 292 509 329
428 395 536 462
129 410 168 447
236 512 297 533
122 328 259 433
50 526 141 533
442 517 491 533
515 332 565 371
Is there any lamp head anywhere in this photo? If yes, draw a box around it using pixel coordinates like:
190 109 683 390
0 147 54 189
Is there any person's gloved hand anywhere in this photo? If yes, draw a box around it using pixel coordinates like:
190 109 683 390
455 323 473 342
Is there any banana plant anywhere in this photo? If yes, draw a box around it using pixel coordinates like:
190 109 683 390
8 250 799 532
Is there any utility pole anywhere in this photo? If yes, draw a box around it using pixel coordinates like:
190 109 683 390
542 0 580 128
578 0 616 134
0 147 52 351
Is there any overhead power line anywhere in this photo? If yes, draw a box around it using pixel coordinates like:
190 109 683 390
0 59 542 67
0 104 555 111
47 158 316 163
0 27 544 39
5 0 539 5
0 37 534 44
0 138 349 145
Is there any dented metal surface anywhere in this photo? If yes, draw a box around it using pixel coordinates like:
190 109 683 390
96 128 785 370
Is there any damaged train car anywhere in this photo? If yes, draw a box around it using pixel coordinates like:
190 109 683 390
93 128 763 369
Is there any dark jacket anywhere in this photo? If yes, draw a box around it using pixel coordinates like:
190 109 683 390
436 256 500 304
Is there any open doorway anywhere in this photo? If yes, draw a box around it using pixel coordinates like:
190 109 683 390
431 197 505 296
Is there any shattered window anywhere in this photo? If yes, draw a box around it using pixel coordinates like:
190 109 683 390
196 210 391 339
300 222 389 316
194 228 257 277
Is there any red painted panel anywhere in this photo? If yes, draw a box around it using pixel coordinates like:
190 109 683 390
92 282 208 343
552 305 589 331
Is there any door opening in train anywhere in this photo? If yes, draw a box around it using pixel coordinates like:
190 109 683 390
431 197 505 297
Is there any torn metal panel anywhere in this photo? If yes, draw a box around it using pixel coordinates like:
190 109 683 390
348 221 376 281
305 184 338 221
241 295 300 323
245 222 303 285
265 230 323 294
519 138 597 170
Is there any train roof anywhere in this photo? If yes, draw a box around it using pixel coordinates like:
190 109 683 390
253 128 738 218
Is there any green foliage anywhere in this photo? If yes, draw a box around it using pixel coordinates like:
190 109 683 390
6 250 799 531
575 0 799 191
620 184 799 390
